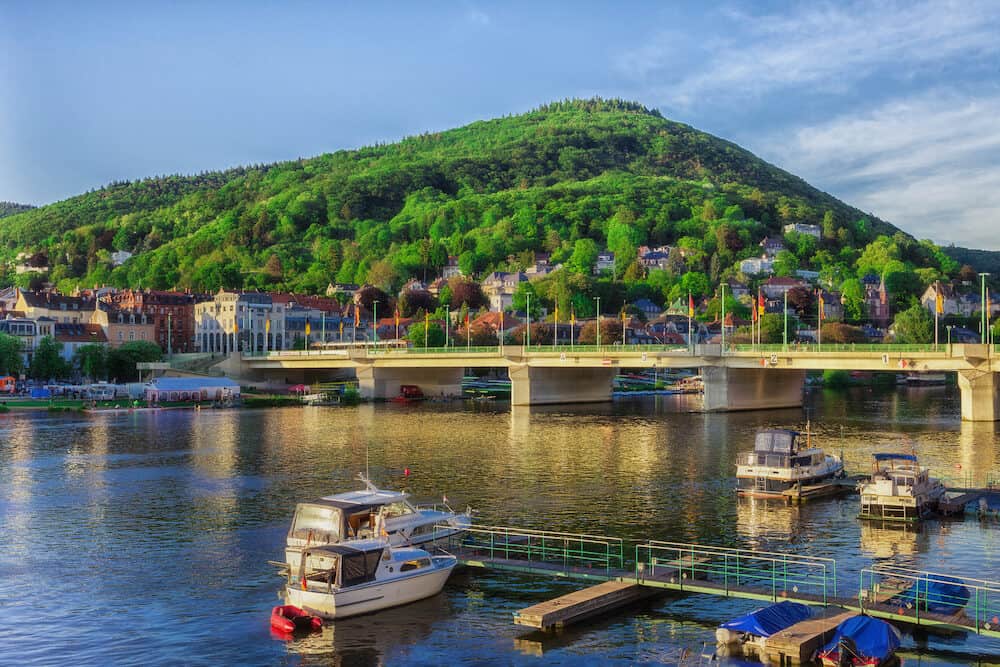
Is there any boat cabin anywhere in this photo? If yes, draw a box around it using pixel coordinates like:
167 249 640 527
288 491 420 544
746 429 822 468
295 543 438 592
869 453 929 492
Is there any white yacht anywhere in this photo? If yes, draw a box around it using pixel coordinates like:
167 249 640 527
285 475 471 570
859 453 946 521
285 540 457 619
735 428 844 498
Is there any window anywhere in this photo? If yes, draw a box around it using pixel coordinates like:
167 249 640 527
118 332 124 341
129 331 135 341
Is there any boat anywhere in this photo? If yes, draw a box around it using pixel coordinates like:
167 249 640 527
889 574 970 615
715 601 812 660
816 615 901 667
284 474 472 571
858 453 946 521
391 385 425 403
270 604 323 634
735 428 845 498
284 540 457 619
904 372 947 386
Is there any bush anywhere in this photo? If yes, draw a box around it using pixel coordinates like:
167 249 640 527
823 370 850 388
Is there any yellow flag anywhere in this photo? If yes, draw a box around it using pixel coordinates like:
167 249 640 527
570 310 576 325
819 294 825 321
339 321 344 336
554 305 559 324
936 289 944 314
305 320 311 337
265 318 271 334
621 310 627 323
232 319 238 334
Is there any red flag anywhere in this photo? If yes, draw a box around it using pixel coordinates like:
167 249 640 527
752 301 758 322
757 291 766 316
688 293 695 318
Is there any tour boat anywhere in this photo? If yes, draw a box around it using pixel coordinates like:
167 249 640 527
284 474 471 570
391 385 425 403
858 453 946 521
715 601 812 660
816 615 901 667
735 428 844 498
284 541 457 619
270 604 323 634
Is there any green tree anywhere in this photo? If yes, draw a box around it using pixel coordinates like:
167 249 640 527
107 341 162 382
74 344 108 380
29 336 70 380
568 238 599 275
773 250 800 277
840 278 865 321
406 321 445 348
892 304 934 343
0 333 23 377
511 281 541 317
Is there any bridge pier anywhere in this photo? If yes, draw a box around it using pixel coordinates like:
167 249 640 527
355 366 464 400
957 370 1000 421
509 365 616 406
702 366 805 412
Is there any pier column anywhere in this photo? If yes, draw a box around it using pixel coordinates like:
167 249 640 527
702 367 805 412
957 370 999 422
508 365 616 406
355 366 464 400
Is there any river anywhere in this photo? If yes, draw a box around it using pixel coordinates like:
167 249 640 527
1 386 999 665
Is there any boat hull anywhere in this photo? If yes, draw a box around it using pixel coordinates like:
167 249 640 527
285 557 456 619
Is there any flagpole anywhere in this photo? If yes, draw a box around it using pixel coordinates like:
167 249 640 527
553 303 558 349
934 282 940 349
720 283 726 353
321 312 325 349
466 312 470 352
687 292 692 353
526 293 531 348
818 291 823 347
783 289 788 350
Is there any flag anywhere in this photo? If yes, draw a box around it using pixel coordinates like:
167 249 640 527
265 318 271 334
752 300 758 322
354 306 360 327
464 311 470 327
819 294 826 321
688 293 695 318
757 291 765 316
425 311 429 328
394 308 400 327
339 321 344 336
554 304 559 323
499 309 504 330
621 309 627 323
570 310 576 326
233 318 238 334
305 319 311 337
935 286 944 314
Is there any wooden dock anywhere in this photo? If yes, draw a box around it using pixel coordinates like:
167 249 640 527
514 581 658 630
763 609 855 666
781 481 851 503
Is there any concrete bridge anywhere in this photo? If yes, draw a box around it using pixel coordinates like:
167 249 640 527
237 343 1000 420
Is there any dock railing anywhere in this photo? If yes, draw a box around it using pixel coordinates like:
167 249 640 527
859 564 1000 633
440 524 625 577
635 541 836 604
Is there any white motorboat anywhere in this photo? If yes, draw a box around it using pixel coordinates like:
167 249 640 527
285 540 457 619
735 428 844 498
285 474 471 570
859 453 946 521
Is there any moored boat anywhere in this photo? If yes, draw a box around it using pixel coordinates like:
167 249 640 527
816 615 901 667
736 428 844 498
858 453 946 521
284 474 471 571
284 541 457 619
715 601 812 660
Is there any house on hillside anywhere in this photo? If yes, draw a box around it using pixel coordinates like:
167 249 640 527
783 223 821 239
481 272 526 312
740 256 774 276
761 277 807 300
759 237 786 257
442 256 463 279
861 274 891 326
632 298 662 318
594 251 615 275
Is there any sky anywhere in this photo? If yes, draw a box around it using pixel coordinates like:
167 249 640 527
3 1 1000 249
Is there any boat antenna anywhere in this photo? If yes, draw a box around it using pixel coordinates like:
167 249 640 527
365 441 370 482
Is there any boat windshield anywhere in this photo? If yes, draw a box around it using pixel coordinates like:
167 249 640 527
290 504 342 542
754 430 797 454
382 501 416 519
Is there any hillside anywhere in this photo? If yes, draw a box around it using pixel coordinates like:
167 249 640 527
0 98 961 319
0 202 35 219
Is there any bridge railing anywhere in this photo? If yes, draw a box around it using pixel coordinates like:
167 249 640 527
635 541 836 603
440 524 625 576
731 343 946 354
859 565 1000 633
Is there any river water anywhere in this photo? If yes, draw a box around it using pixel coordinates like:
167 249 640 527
2 386 1000 666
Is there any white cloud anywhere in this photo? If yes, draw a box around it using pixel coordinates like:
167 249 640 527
619 1 1000 108
761 92 1000 250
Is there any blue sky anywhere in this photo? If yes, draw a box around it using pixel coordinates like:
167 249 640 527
3 1 1000 248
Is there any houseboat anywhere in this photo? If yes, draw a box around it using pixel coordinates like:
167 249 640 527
735 428 844 498
285 541 457 619
284 474 471 570
858 453 946 521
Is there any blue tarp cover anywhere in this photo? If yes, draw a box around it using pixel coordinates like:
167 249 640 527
893 575 970 614
821 616 900 659
719 601 812 637
873 453 917 462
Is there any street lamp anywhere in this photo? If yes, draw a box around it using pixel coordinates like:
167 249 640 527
720 283 726 353
946 324 953 348
595 296 601 348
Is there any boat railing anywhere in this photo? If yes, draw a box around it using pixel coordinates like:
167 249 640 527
859 564 1000 633
636 540 836 603
433 523 625 576
742 453 790 468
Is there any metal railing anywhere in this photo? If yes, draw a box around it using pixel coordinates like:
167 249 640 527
859 564 1000 633
731 343 947 354
443 524 625 577
635 541 836 603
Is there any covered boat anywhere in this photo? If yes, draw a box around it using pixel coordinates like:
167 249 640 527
715 601 812 659
284 540 457 619
736 428 844 497
892 574 970 615
270 605 322 634
858 453 946 521
817 615 900 667
284 474 471 570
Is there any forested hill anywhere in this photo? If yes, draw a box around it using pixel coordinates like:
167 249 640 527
0 202 35 219
0 99 954 306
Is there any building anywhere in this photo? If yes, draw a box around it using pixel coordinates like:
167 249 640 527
632 298 662 318
109 289 200 353
54 322 108 363
594 251 615 274
442 256 463 279
195 290 284 353
91 303 156 348
740 257 774 276
110 250 133 266
726 279 750 298
761 277 807 300
861 274 891 327
0 317 41 362
639 251 670 270
759 237 786 257
920 283 962 316
783 223 821 239
481 272 526 312
15 290 96 323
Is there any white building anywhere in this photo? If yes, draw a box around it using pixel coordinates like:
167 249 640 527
740 257 774 276
783 223 821 239
195 290 285 353
111 250 134 266
481 272 526 312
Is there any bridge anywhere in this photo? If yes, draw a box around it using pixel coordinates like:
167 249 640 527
233 343 1000 419
436 524 1000 641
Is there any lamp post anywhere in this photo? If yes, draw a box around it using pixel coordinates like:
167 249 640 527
595 296 601 348
526 292 531 349
981 273 991 344
783 289 789 350
947 324 953 348
372 301 378 347
720 283 726 353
